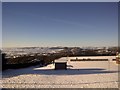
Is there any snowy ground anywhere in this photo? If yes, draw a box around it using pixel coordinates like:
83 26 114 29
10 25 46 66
1 57 119 88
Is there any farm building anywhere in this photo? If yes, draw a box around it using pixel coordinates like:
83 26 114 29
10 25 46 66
54 59 67 70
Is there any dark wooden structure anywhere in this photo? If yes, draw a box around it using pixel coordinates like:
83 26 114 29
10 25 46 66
54 60 67 70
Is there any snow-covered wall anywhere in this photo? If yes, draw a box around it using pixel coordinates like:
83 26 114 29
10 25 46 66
59 56 116 61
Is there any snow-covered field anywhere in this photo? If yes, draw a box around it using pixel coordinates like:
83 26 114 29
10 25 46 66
1 56 119 88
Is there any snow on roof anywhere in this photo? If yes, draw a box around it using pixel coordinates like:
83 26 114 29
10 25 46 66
55 59 68 63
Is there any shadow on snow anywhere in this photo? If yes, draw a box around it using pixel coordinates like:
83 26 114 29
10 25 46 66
2 65 118 78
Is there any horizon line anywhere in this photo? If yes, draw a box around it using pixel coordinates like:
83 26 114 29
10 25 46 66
1 45 118 48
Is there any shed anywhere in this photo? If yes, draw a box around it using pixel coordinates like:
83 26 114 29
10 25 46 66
54 60 67 70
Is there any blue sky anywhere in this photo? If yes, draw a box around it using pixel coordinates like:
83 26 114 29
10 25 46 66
2 2 118 47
